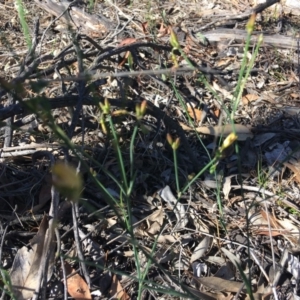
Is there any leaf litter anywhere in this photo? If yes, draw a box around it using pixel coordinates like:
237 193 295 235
1 0 300 299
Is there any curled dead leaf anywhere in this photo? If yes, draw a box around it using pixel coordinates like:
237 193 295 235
10 216 49 300
187 106 202 122
109 274 130 300
242 94 259 105
63 262 92 300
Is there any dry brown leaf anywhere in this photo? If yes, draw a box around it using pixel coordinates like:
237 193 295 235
212 81 233 100
284 161 300 183
290 93 300 99
255 229 284 236
10 215 48 300
277 218 299 233
202 124 253 140
260 209 279 229
64 262 92 300
190 236 213 263
133 227 150 238
258 211 299 243
260 91 276 103
223 176 233 200
187 106 202 122
221 248 241 272
159 185 188 229
141 21 148 34
216 57 234 67
213 108 220 118
117 37 137 48
157 22 169 38
109 274 130 300
249 211 269 227
251 211 290 237
184 285 220 300
147 208 164 235
180 123 253 141
123 250 134 257
242 94 259 105
194 276 246 293
156 234 177 243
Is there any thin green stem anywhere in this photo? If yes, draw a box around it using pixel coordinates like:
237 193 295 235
108 118 128 191
130 126 139 180
16 0 31 49
181 157 217 195
232 35 263 116
173 149 180 194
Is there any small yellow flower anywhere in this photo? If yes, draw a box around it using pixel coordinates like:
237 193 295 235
136 100 147 120
220 132 238 151
172 137 180 150
166 133 173 146
100 98 110 114
246 13 256 34
166 133 180 150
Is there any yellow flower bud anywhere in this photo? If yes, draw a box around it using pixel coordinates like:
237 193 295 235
169 26 180 50
100 98 110 114
220 132 238 151
52 163 83 202
172 137 180 150
246 13 256 34
112 110 128 116
166 133 173 146
140 100 147 116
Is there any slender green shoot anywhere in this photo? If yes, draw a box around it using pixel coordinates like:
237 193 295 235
235 261 254 300
0 268 16 300
166 133 181 194
100 99 151 298
15 0 31 49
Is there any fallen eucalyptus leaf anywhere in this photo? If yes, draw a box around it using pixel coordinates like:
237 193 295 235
180 123 253 141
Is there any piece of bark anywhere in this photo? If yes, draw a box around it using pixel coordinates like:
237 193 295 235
34 0 113 38
203 28 298 50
